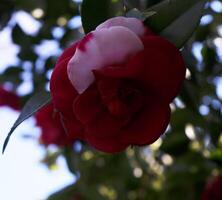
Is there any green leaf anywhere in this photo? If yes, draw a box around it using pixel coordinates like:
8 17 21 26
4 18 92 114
63 147 77 175
2 91 51 153
123 0 142 10
160 1 206 48
126 8 156 21
12 24 33 46
145 0 203 32
0 67 23 84
81 0 123 34
0 0 14 30
47 183 79 200
144 0 207 48
45 0 78 22
161 132 189 156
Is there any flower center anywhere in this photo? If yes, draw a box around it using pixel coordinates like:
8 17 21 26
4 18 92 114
107 80 144 117
97 78 145 118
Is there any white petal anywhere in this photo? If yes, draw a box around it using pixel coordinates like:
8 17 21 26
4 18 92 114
96 16 145 37
67 26 144 93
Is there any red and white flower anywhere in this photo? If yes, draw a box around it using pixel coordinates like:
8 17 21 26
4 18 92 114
49 17 186 153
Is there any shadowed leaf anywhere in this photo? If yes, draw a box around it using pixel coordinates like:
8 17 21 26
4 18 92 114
2 91 51 153
81 0 123 34
160 0 206 48
140 0 207 48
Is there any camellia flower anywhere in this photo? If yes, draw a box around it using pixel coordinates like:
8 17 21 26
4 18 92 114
0 86 20 110
50 17 186 153
36 102 76 146
201 176 222 200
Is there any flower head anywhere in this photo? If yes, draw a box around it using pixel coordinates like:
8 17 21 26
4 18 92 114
50 17 186 153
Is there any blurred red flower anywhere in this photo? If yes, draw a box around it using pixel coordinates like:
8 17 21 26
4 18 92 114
201 176 222 200
0 86 20 110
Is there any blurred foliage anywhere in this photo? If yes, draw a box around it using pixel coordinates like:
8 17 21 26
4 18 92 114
1 0 222 199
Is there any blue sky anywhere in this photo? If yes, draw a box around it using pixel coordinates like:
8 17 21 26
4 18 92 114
0 108 75 200
0 10 77 200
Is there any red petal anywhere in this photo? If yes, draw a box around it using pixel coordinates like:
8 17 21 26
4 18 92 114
59 112 84 140
85 132 127 153
93 51 145 80
95 36 186 103
141 36 186 103
50 48 84 139
96 78 120 104
36 103 75 146
73 86 128 138
50 57 78 117
73 87 103 124
119 96 171 146
85 109 128 138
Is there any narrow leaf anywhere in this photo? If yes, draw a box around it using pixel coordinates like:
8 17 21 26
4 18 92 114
144 0 203 32
160 1 206 48
2 91 51 153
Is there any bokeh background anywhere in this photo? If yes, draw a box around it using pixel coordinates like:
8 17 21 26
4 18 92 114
0 0 222 199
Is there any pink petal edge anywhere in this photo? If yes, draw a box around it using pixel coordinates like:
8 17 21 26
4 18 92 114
67 26 144 94
96 16 146 37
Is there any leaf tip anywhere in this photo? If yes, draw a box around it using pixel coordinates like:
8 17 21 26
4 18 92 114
2 127 17 154
2 133 11 154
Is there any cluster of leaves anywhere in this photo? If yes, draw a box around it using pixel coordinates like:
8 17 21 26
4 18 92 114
1 0 222 199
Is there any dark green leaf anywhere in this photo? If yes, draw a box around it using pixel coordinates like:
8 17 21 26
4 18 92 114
143 0 207 48
180 81 200 112
160 0 207 48
123 0 143 10
201 45 217 68
18 49 38 61
45 0 78 22
12 24 33 46
0 0 14 30
0 67 23 84
123 0 139 8
81 0 123 34
145 0 204 32
146 0 163 7
63 147 77 175
2 91 51 153
195 24 211 42
47 183 79 200
15 0 43 12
